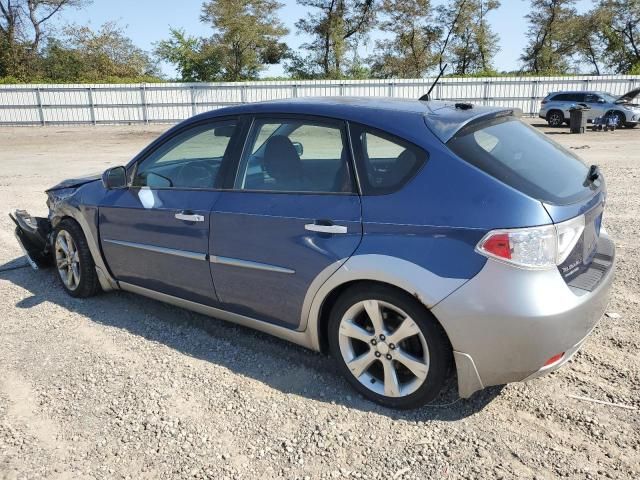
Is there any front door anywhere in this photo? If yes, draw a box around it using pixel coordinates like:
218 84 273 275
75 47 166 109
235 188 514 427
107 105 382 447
100 119 241 306
209 116 362 328
584 93 607 121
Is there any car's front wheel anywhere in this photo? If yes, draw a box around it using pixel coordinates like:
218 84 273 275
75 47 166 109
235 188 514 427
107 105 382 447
53 219 100 298
612 111 626 129
328 284 452 409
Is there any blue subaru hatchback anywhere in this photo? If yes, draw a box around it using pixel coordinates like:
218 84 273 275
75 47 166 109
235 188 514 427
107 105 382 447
12 97 615 409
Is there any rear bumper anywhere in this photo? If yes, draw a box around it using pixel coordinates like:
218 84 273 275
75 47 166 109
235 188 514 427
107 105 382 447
433 233 616 398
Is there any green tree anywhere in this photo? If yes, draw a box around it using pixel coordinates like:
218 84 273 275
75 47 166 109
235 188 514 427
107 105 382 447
41 22 160 82
155 28 223 81
445 0 501 75
288 0 376 79
520 0 577 74
596 0 640 73
0 0 88 80
369 0 440 78
568 9 607 75
200 0 288 81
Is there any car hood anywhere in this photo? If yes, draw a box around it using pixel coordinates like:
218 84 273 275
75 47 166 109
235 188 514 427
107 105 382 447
616 87 640 104
46 172 101 191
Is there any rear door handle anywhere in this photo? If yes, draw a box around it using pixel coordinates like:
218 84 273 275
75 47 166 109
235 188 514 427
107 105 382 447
304 221 348 234
175 211 204 222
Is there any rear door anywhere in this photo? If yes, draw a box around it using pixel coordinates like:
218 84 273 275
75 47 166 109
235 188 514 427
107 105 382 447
209 115 362 328
99 118 242 306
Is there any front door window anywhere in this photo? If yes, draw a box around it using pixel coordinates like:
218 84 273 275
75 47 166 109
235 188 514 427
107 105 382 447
133 121 238 189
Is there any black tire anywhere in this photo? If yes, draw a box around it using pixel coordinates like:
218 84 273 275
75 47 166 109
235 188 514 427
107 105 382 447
53 219 101 298
328 284 452 409
547 110 564 127
613 111 626 129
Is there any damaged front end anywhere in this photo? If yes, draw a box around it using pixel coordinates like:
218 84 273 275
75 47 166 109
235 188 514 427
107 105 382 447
9 175 99 271
9 209 53 270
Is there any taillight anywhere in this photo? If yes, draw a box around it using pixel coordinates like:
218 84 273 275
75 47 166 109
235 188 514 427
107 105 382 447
543 352 565 367
476 215 585 269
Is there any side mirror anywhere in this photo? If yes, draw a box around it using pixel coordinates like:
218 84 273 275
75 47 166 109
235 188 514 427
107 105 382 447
292 141 304 157
102 166 127 189
598 99 606 103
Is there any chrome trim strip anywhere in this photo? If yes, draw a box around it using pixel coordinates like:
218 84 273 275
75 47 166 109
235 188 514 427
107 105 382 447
209 255 294 274
119 282 314 350
103 238 206 261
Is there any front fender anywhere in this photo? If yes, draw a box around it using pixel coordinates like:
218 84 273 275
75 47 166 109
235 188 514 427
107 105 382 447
48 184 118 291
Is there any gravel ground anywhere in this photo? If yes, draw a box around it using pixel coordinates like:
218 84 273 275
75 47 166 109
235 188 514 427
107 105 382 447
0 120 638 480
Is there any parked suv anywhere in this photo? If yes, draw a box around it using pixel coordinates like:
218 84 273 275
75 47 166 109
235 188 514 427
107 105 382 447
11 98 615 409
539 88 640 128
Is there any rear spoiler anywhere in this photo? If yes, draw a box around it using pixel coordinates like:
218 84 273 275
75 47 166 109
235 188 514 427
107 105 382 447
423 105 521 143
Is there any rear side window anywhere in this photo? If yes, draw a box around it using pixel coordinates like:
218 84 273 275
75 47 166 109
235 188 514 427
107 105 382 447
552 93 585 102
447 117 592 205
350 124 428 195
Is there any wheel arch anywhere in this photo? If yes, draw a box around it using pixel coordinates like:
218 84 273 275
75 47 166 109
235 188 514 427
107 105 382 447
315 279 455 356
302 254 468 353
50 204 118 291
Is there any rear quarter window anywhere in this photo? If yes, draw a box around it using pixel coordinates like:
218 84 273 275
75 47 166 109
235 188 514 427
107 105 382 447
447 117 594 205
350 124 428 195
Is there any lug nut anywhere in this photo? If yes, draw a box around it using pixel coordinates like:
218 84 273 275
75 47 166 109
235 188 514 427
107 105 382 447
375 352 381 358
371 338 377 346
389 343 396 350
386 354 392 360
379 334 386 341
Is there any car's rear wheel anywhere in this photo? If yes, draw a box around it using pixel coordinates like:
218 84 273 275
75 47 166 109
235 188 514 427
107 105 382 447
547 110 564 127
328 284 451 409
53 219 100 298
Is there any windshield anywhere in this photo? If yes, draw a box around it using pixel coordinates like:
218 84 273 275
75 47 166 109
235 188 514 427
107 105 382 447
447 117 598 205
599 93 618 103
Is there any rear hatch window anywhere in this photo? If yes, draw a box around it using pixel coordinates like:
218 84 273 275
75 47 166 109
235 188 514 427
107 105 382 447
447 116 598 205
449 115 609 289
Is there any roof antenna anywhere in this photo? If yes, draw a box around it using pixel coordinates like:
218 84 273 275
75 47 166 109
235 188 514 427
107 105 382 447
420 64 448 101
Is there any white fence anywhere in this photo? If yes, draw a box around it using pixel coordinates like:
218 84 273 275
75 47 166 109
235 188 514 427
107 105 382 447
1 75 638 126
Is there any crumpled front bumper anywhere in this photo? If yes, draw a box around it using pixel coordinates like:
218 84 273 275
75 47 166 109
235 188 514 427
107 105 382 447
9 210 52 270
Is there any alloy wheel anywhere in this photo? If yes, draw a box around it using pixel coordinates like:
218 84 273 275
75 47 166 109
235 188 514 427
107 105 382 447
55 230 80 290
548 111 563 127
338 299 430 398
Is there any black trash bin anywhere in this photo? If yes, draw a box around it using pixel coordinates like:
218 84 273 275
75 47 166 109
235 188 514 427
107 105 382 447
569 104 590 134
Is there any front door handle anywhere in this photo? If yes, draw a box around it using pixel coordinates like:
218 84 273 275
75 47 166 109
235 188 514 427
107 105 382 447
175 211 204 222
304 221 348 234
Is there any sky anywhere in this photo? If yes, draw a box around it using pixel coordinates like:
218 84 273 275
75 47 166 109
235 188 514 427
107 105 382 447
57 0 594 78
